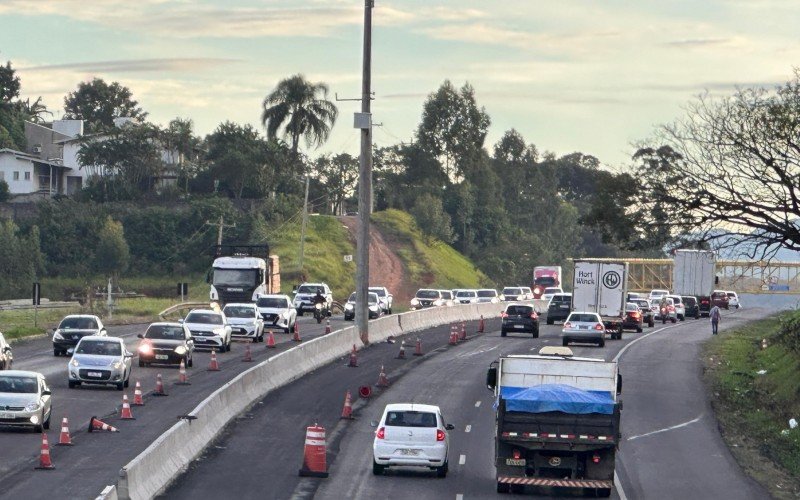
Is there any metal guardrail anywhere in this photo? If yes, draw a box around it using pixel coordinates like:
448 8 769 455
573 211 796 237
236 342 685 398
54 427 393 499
0 301 80 311
158 302 211 320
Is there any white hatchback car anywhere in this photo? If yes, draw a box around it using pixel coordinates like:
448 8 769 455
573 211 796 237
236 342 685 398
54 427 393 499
541 287 564 302
725 291 741 309
373 403 454 477
223 303 264 342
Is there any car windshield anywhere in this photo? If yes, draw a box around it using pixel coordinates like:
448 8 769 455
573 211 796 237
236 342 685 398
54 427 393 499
223 306 254 318
257 297 289 308
369 288 387 297
507 305 533 315
625 303 639 312
535 277 557 287
670 297 682 304
683 297 696 304
727 292 736 298
59 317 98 329
0 376 38 394
212 269 257 287
568 314 600 323
634 300 650 308
185 313 223 325
77 340 121 356
456 291 476 298
385 410 437 428
477 290 496 298
552 295 570 303
348 292 378 304
440 291 453 299
145 325 185 340
502 288 523 295
416 290 439 299
298 285 325 294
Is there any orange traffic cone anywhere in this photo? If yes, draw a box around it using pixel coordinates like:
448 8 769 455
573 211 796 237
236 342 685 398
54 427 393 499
325 319 332 335
413 338 423 356
88 416 118 433
460 322 467 341
348 344 358 367
376 365 390 388
176 359 191 384
266 330 276 348
153 373 167 396
396 340 406 359
478 315 485 333
298 424 329 477
35 433 55 469
133 380 144 405
449 328 458 345
243 343 253 362
56 417 73 446
208 350 221 371
120 394 135 420
293 322 302 342
340 391 354 419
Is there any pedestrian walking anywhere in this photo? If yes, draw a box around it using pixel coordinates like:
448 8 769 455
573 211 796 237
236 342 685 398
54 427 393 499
710 304 721 335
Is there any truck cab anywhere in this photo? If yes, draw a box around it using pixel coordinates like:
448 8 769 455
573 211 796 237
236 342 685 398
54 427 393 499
208 245 275 306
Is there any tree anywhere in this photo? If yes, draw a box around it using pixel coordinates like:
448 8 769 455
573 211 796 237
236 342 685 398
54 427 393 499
315 153 359 215
162 118 201 192
636 72 800 257
17 97 51 123
0 219 35 299
93 216 130 278
0 180 9 202
410 193 454 244
0 60 20 104
205 122 268 199
64 78 147 132
261 74 338 156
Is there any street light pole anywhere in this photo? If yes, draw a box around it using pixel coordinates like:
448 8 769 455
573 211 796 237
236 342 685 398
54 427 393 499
356 0 373 345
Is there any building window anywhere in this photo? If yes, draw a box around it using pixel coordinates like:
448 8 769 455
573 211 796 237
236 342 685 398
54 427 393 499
13 171 19 181
24 171 30 181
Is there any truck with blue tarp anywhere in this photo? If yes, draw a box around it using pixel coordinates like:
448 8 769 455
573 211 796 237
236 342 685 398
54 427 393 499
486 350 621 496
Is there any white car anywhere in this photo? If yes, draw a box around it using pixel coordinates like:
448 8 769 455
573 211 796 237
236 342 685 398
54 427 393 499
343 292 382 321
476 289 499 303
410 289 444 310
372 403 454 477
256 294 296 333
292 283 333 316
369 286 393 314
520 287 534 300
438 290 455 306
68 336 132 390
0 371 52 432
183 309 232 352
500 287 526 301
223 303 265 343
455 289 478 304
561 312 606 348
666 295 686 321
725 291 741 309
541 287 564 302
648 289 670 301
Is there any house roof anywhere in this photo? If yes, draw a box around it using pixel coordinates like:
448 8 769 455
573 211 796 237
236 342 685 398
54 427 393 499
0 148 72 169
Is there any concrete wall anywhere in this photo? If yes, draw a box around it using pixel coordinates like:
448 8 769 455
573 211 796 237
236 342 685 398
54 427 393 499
0 153 35 194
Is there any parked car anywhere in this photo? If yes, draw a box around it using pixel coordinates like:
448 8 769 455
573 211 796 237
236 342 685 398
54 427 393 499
292 283 333 316
631 298 655 327
0 371 52 432
410 289 444 310
501 303 540 338
476 289 499 303
711 290 730 310
52 314 106 357
68 336 132 390
455 289 478 304
183 309 232 352
372 403 454 477
541 287 563 302
137 322 194 367
725 291 741 309
343 292 382 321
369 286 393 314
648 289 670 300
622 303 643 333
223 303 265 343
666 295 686 321
682 296 700 319
562 312 606 347
439 290 455 306
0 332 12 370
500 287 526 301
256 294 297 333
546 293 572 325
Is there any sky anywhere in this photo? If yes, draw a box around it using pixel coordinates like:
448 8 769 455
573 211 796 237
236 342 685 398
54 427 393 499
1 0 798 168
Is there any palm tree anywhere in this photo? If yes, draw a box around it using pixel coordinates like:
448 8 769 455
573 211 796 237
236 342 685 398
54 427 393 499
18 97 52 123
261 74 338 156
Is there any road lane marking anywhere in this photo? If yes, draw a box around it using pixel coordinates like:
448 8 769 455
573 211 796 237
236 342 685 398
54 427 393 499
456 495 464 500
627 414 704 441
455 345 498 358
612 323 680 362
465 424 471 433
615 471 628 500
459 454 466 465
474 401 481 407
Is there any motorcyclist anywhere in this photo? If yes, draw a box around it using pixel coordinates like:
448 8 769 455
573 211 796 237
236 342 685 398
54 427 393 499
312 288 327 323
659 296 669 321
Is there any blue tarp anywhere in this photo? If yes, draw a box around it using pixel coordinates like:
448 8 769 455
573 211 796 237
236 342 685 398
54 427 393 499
499 384 615 415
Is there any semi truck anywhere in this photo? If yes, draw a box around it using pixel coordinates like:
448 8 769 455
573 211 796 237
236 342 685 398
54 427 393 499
672 250 716 316
486 348 621 496
532 266 562 299
208 245 280 306
572 260 628 339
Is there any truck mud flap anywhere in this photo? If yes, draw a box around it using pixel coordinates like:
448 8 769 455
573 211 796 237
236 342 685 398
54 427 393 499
497 476 613 489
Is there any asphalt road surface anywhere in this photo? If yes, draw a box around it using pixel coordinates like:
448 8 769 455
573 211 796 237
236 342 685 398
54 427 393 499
163 308 769 499
0 314 350 500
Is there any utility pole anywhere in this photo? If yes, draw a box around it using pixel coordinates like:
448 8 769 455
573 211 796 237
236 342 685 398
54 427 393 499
355 0 374 345
206 216 236 246
298 175 311 274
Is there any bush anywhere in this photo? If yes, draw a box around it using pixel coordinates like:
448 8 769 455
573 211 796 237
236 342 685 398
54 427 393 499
0 179 9 201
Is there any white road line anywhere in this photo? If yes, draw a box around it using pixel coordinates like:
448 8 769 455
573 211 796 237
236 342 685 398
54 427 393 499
474 401 481 408
465 424 471 433
456 495 464 500
459 454 466 465
627 414 704 441
612 323 680 362
614 471 628 500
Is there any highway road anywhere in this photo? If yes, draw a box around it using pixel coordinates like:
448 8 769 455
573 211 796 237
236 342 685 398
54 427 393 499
0 314 350 500
162 308 769 499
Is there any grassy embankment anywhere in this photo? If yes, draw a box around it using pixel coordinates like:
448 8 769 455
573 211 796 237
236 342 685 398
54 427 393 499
705 311 800 498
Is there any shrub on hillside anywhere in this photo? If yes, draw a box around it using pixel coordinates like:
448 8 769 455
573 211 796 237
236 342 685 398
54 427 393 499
777 310 800 353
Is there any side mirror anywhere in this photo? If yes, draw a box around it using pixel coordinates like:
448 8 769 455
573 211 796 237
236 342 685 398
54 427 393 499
178 319 184 324
42 390 51 396
486 361 498 391
125 352 133 358
206 269 213 284
3 346 10 353
52 327 57 332
137 333 144 339
369 420 379 428
445 423 455 431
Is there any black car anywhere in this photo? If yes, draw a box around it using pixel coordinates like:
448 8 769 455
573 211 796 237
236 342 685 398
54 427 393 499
631 298 655 327
137 322 195 367
501 304 539 338
0 332 12 370
622 303 644 333
682 296 700 319
546 293 572 325
52 315 106 356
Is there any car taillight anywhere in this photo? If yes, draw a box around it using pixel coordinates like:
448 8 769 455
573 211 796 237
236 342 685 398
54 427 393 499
594 323 604 331
633 312 641 319
592 453 601 464
436 429 445 442
702 300 709 304
530 313 537 320
668 305 675 312
513 449 522 459
376 427 385 439
501 313 508 318
564 322 572 329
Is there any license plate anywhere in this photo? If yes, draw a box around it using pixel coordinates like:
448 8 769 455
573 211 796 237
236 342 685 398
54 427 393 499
400 449 420 456
580 325 588 330
87 371 102 378
505 458 526 466
514 324 524 329
0 412 13 419
155 354 168 360
560 305 569 309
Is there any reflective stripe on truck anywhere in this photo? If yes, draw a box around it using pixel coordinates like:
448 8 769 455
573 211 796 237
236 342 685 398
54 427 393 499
501 431 614 443
497 476 613 488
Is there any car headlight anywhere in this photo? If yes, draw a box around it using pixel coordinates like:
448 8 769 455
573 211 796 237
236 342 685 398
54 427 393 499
70 359 79 367
369 305 379 311
175 345 187 355
53 331 64 340
24 402 40 412
212 328 226 336
410 298 419 306
138 343 152 354
345 303 354 310
434 299 443 306
499 295 505 301
112 361 122 370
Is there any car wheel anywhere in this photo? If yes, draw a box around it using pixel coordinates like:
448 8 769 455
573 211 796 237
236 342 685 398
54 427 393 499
637 327 643 333
562 338 569 347
43 411 50 430
497 482 510 494
546 317 554 325
599 339 606 347
187 355 193 368
649 319 654 327
53 349 60 357
68 380 77 389
33 422 43 433
139 360 145 368
372 460 385 476
388 308 392 315
124 375 130 388
436 460 448 478
500 329 507 337
116 381 124 391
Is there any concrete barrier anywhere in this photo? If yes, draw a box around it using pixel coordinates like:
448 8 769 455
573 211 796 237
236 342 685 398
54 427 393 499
116 301 508 500
95 485 117 500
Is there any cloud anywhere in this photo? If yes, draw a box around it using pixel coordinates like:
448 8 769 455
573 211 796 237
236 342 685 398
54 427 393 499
22 58 240 73
662 37 743 49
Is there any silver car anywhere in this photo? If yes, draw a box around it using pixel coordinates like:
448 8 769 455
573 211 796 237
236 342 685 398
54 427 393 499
68 336 133 391
561 312 606 348
223 303 265 343
256 294 297 333
183 309 232 352
0 371 52 432
369 286 393 314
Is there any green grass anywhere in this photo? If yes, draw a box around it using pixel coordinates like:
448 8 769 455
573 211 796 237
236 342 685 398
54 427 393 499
372 209 491 289
705 313 800 497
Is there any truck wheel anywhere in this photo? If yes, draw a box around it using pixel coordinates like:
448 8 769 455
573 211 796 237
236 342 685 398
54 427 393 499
497 482 510 494
595 488 611 498
546 317 554 325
